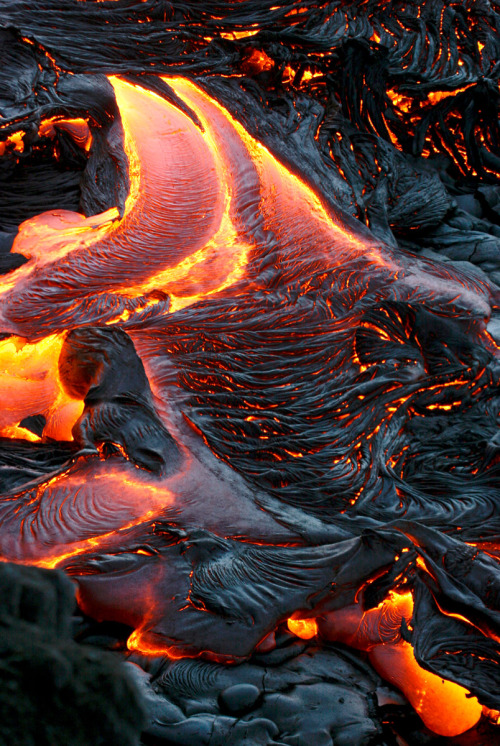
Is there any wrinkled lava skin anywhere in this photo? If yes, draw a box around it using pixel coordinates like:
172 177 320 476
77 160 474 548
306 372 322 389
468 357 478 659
1 7 500 741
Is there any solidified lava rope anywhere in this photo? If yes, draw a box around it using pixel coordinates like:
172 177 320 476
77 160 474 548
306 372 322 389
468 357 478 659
0 73 500 739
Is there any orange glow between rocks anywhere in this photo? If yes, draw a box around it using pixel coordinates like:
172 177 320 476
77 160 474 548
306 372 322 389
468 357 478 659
427 85 474 105
220 29 259 40
38 116 93 151
242 48 274 73
0 131 25 155
287 617 318 639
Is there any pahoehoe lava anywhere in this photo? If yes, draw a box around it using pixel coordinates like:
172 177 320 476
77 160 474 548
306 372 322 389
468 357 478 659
1 1 500 744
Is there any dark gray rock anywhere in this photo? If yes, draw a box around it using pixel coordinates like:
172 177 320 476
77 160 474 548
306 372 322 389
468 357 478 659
0 563 145 746
143 640 384 746
219 683 262 715
60 326 181 477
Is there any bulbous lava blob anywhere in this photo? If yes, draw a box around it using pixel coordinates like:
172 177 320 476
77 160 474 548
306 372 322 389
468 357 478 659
370 641 482 737
58 326 181 475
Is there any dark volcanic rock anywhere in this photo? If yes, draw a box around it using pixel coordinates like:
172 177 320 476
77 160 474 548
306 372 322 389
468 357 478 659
127 635 385 746
218 683 262 715
0 562 144 746
60 326 182 476
0 28 129 234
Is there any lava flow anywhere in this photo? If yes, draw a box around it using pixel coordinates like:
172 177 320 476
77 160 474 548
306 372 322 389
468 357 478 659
290 591 484 737
0 74 493 337
0 24 500 742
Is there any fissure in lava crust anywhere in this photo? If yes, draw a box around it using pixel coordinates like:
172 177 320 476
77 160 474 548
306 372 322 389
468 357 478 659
1 1 500 744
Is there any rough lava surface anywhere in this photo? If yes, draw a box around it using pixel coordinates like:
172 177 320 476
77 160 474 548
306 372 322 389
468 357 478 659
1 2 500 744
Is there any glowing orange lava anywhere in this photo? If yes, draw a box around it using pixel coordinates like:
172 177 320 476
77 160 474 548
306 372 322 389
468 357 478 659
371 641 482 737
287 616 318 639
311 591 483 736
0 334 83 442
286 589 488 736
38 116 93 151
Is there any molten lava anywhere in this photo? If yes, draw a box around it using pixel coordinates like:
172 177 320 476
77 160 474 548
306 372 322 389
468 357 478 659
0 74 492 339
0 63 499 742
315 592 483 737
0 334 83 442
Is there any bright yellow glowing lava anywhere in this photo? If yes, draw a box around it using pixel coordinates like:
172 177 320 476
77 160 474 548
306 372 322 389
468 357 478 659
371 639 482 737
288 592 483 737
0 334 83 442
287 617 318 639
